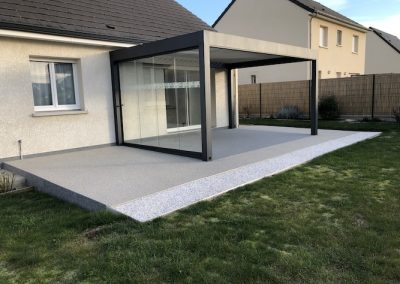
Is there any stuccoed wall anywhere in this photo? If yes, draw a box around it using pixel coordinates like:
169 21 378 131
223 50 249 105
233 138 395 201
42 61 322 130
214 0 310 84
365 32 400 74
0 37 116 159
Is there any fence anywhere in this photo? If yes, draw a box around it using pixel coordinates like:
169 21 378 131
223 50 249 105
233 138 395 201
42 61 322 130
239 73 400 120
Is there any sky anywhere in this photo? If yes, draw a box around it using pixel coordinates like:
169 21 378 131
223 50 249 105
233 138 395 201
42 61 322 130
176 0 400 38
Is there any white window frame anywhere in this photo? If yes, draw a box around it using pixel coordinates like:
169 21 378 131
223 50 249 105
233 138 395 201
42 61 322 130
320 26 328 48
30 59 81 112
337 30 343 46
352 35 359 53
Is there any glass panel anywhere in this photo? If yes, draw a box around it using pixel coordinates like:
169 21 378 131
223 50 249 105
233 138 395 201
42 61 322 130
55 63 76 105
119 49 202 154
30 62 53 106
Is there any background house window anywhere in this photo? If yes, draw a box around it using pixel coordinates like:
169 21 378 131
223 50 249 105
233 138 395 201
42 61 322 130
30 60 80 111
251 75 257 84
337 30 343 46
319 26 328 47
352 35 359 53
336 72 342 78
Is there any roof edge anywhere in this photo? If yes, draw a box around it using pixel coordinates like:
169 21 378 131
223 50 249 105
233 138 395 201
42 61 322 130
0 22 146 45
212 0 236 28
370 27 400 54
213 0 366 31
315 12 368 32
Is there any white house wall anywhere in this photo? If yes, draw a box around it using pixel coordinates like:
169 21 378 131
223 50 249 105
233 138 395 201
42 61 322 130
0 37 232 160
0 37 116 160
214 0 310 84
365 32 400 74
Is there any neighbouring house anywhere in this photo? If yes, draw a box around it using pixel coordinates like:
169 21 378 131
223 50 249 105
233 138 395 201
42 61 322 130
365 27 400 74
0 0 318 162
213 0 369 84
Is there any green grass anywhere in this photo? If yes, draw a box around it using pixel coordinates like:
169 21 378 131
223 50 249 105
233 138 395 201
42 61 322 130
1 121 400 283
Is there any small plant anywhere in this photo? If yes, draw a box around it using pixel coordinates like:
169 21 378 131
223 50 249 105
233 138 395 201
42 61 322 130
319 95 340 120
277 106 301 119
393 107 400 123
0 171 16 194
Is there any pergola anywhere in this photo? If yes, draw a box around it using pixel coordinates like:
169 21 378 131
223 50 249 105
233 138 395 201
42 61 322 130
110 30 318 161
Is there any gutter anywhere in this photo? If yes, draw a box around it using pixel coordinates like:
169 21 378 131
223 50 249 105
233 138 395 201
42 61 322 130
0 29 134 48
314 12 369 33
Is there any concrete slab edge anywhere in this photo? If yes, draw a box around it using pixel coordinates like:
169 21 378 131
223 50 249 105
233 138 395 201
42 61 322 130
114 132 381 222
2 163 107 211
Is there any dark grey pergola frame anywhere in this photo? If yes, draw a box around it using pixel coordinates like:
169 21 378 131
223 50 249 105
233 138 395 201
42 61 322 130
110 30 318 161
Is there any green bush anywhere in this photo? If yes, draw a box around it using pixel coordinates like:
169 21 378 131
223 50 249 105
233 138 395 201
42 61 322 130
277 106 301 119
319 95 340 120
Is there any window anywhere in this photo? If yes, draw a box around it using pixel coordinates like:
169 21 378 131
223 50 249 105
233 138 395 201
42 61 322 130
337 30 343 46
352 35 359 53
319 26 328 47
30 59 80 111
336 72 342 78
251 75 257 84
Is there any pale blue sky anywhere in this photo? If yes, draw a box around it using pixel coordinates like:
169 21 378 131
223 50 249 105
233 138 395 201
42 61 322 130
176 0 400 37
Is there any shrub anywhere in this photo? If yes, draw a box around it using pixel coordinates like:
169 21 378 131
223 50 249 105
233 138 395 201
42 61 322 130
393 107 400 123
319 95 340 120
0 171 15 194
277 106 301 119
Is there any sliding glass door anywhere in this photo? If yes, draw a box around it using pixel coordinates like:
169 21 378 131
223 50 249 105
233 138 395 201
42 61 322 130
165 69 201 132
119 49 202 154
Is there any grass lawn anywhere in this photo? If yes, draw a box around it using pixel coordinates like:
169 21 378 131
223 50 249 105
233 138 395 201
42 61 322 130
1 120 399 283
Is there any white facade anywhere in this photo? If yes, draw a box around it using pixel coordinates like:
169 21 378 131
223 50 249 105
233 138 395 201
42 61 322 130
365 31 400 74
0 37 117 160
0 35 231 160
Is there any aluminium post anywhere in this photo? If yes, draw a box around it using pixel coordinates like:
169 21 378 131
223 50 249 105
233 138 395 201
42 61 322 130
199 32 213 161
310 60 318 135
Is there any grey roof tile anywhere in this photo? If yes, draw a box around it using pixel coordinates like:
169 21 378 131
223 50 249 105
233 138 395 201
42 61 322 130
0 0 213 44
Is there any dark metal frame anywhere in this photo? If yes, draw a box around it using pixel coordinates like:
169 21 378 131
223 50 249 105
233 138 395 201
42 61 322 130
110 30 318 161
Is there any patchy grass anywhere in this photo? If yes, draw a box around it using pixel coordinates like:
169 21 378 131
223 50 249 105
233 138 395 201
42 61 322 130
1 121 399 283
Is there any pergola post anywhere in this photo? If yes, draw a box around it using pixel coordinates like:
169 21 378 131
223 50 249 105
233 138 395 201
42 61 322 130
310 60 318 135
110 62 124 145
227 68 234 129
199 35 213 161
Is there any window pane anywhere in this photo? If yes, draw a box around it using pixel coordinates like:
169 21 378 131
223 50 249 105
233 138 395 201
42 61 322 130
55 63 76 105
30 62 53 106
337 30 342 45
320 27 328 47
119 49 202 153
353 36 359 53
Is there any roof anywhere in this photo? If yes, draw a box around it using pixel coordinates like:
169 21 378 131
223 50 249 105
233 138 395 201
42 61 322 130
213 0 366 30
370 27 400 54
0 0 213 44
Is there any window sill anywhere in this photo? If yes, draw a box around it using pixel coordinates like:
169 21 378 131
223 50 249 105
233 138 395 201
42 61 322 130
32 110 88 117
319 46 328 49
352 52 359 55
